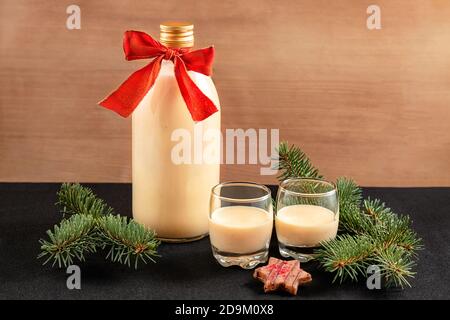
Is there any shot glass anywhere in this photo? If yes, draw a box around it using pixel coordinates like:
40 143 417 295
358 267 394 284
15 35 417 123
209 182 273 269
275 178 339 262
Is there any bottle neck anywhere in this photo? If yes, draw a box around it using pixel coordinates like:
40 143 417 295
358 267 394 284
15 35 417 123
160 21 194 48
160 41 193 50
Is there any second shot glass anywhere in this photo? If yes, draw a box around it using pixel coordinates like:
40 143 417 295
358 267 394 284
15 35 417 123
275 178 339 262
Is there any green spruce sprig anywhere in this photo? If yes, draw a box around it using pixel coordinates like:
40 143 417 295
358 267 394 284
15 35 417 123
315 234 374 283
38 214 99 268
276 142 322 181
56 183 114 218
98 215 158 268
276 142 422 288
38 183 160 269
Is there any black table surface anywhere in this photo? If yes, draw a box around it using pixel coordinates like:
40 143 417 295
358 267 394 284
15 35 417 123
0 183 449 300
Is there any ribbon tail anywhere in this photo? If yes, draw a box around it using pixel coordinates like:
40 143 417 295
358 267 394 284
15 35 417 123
99 56 163 117
174 56 219 122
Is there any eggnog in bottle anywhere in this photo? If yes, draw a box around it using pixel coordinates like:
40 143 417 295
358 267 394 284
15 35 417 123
132 22 220 242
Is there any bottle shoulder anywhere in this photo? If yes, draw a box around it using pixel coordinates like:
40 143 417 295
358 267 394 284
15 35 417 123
159 60 212 82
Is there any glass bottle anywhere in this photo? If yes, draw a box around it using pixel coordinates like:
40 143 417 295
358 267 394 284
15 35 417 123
132 22 221 242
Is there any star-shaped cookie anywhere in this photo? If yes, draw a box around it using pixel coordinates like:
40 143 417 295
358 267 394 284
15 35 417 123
253 257 312 295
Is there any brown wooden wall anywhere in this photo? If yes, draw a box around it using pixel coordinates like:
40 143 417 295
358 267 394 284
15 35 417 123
1 0 449 186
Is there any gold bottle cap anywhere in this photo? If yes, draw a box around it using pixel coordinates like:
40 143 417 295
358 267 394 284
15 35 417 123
160 21 194 48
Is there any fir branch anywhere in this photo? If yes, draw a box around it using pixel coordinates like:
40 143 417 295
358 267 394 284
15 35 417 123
323 192 422 288
276 142 322 181
337 177 362 208
98 215 160 269
371 213 423 254
395 228 423 254
39 183 159 268
38 214 99 268
56 183 114 218
373 246 416 288
275 141 423 288
363 198 395 224
336 178 367 234
315 234 374 283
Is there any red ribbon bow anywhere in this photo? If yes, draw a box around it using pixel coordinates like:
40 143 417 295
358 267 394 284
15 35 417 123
99 31 218 121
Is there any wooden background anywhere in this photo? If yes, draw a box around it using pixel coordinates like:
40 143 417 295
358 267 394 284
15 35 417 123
1 0 449 186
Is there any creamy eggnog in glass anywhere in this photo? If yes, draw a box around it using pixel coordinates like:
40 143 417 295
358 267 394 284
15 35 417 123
132 22 220 242
275 178 339 262
209 182 273 269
